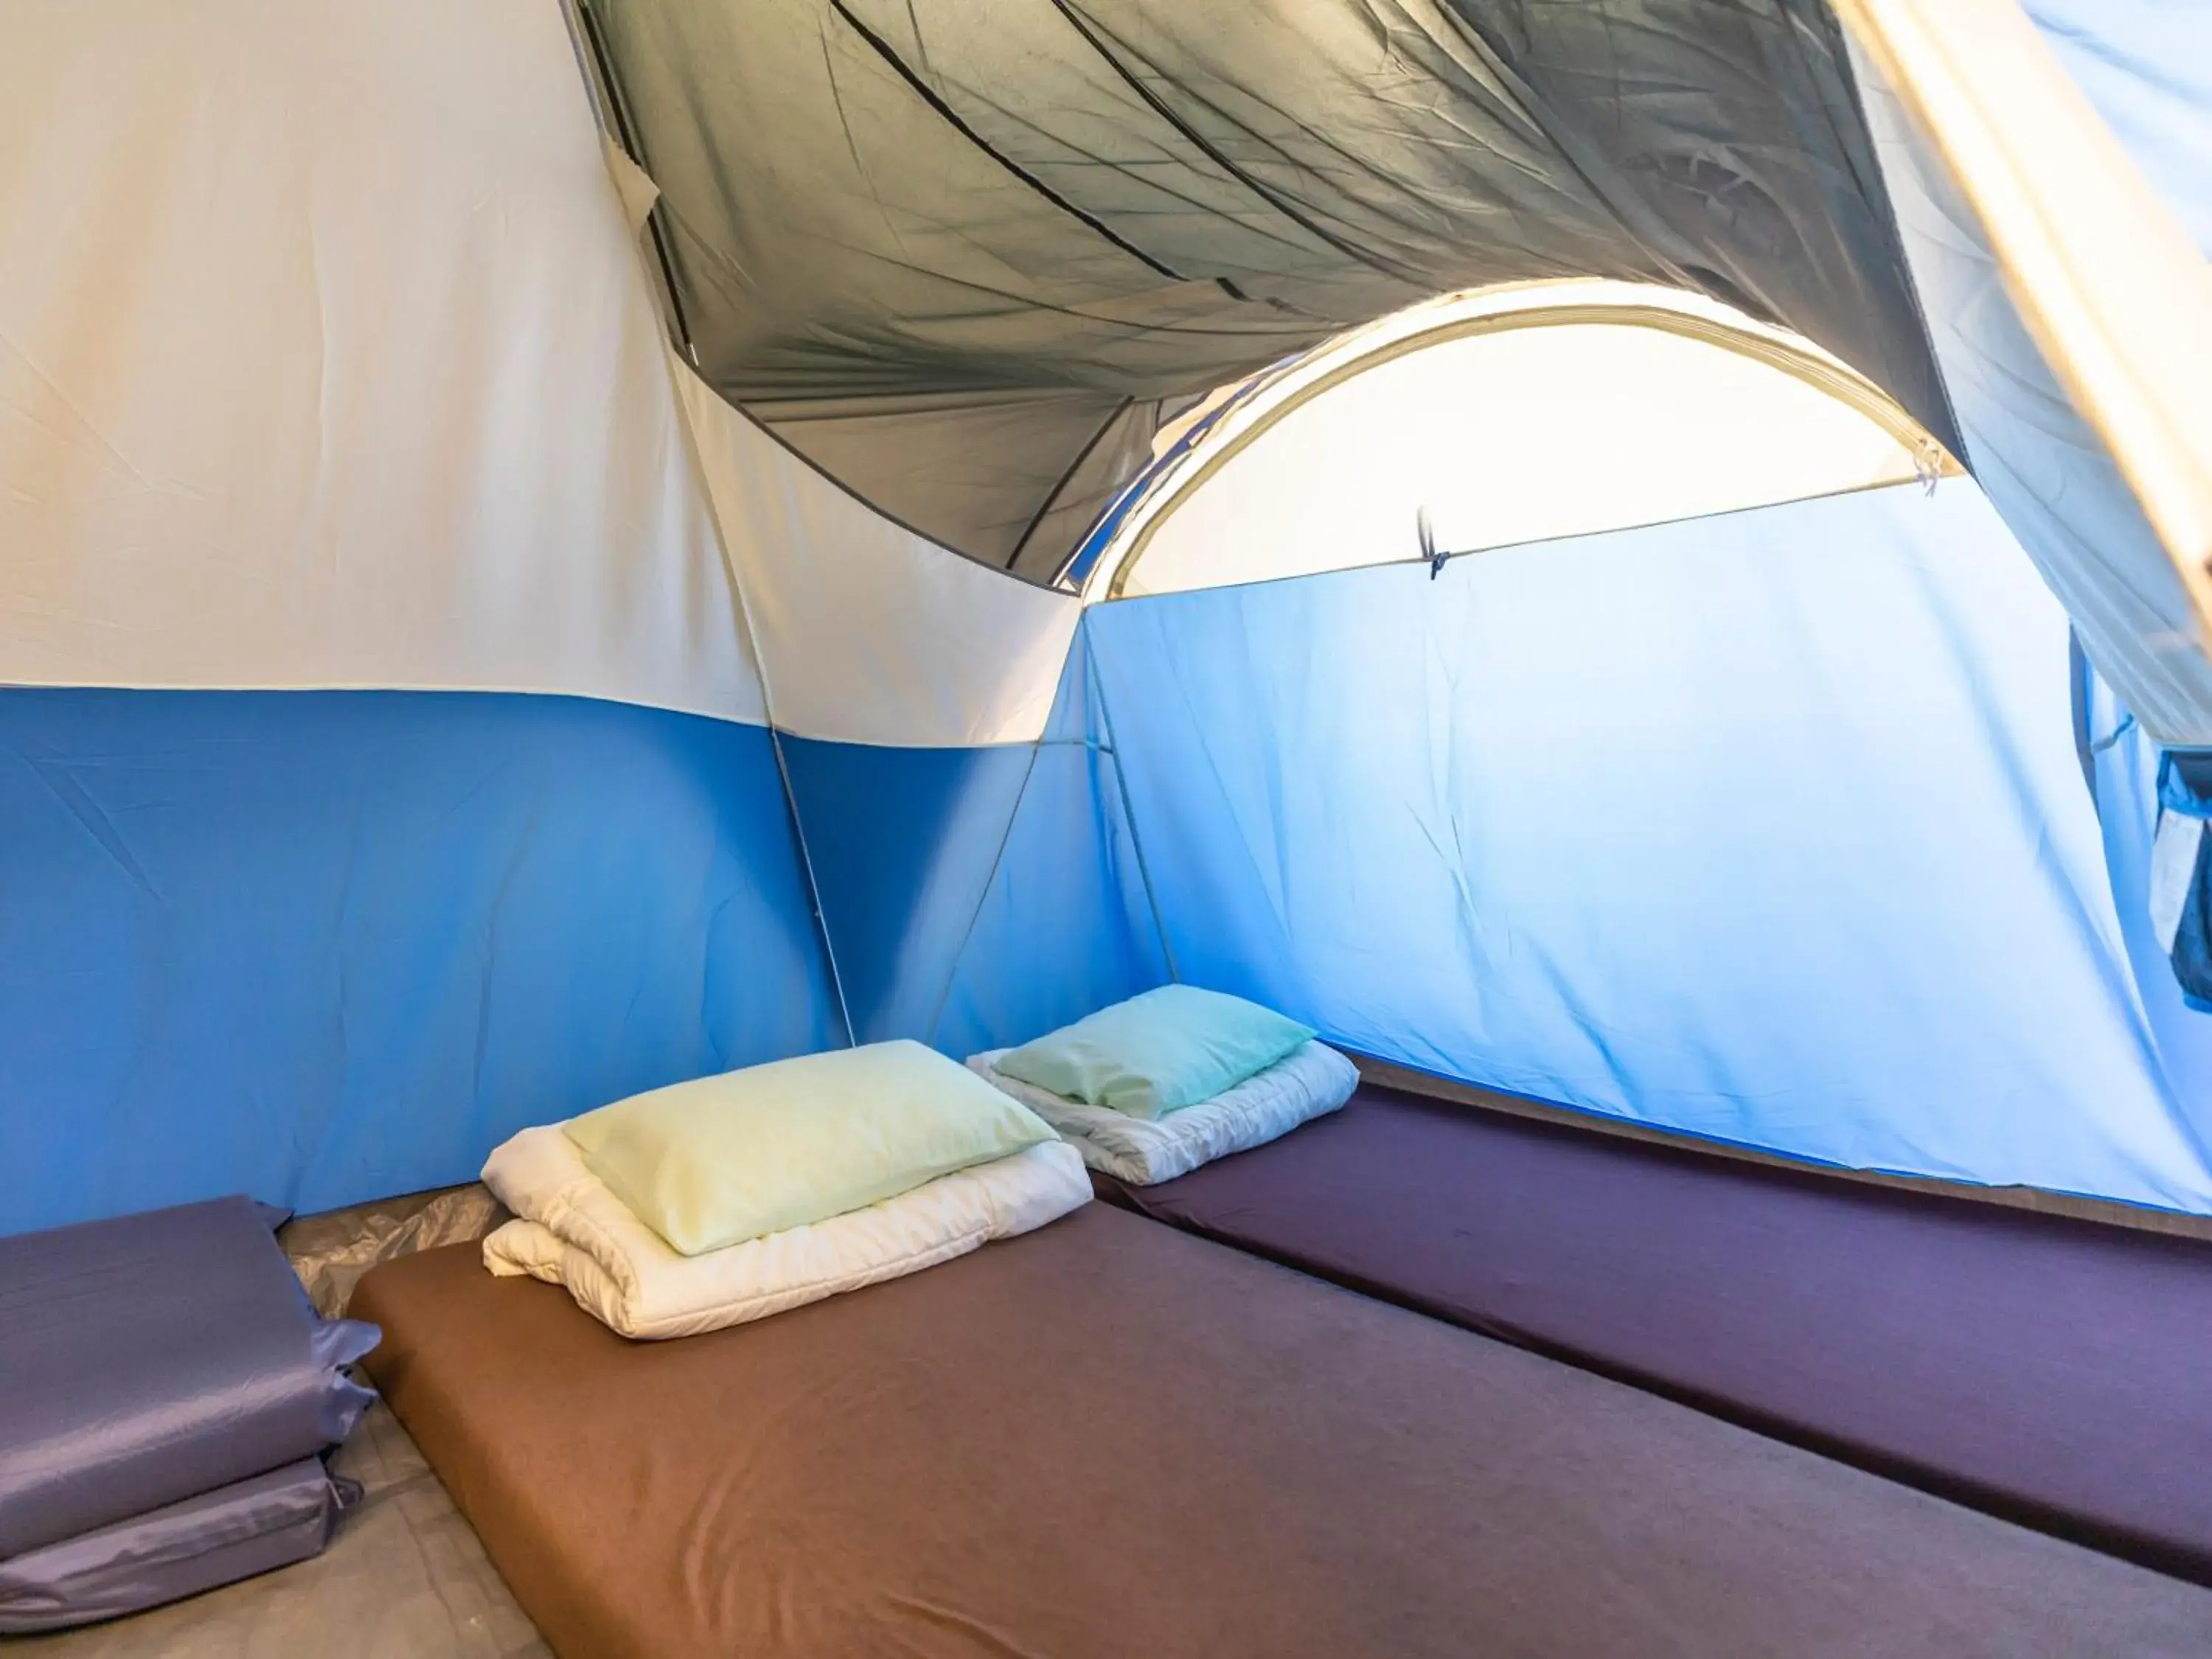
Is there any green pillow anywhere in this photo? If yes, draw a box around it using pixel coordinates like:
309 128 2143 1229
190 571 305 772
996 985 1315 1120
563 1040 1055 1256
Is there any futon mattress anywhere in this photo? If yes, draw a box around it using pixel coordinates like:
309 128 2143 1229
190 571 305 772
0 1457 355 1633
1099 1083 2212 1582
355 1206 2212 1659
0 1194 377 1558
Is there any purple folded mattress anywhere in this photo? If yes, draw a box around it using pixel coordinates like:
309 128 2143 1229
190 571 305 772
0 1194 378 1627
0 1457 358 1632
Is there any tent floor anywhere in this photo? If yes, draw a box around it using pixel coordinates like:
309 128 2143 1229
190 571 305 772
1098 1079 2212 1584
14 1403 544 1659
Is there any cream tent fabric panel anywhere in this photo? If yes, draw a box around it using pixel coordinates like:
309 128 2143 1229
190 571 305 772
0 0 764 723
1848 35 2212 745
1837 0 2212 657
2027 1 2212 257
672 361 1080 748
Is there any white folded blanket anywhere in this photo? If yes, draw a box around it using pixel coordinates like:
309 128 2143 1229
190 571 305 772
967 1040 1358 1186
479 1126 1089 1340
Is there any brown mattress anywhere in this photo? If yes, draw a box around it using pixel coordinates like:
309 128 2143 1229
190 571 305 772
353 1205 2212 1659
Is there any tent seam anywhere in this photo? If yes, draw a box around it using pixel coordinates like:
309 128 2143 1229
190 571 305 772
1004 396 1139 574
823 0 1184 282
1079 614 1178 984
1041 0 1417 284
922 740 1047 1048
557 9 860 1048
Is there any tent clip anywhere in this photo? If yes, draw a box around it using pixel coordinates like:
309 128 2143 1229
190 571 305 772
1914 438 1944 496
1416 507 1456 580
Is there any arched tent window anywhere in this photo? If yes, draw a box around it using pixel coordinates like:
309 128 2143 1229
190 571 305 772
1080 280 1960 602
1068 279 2212 1211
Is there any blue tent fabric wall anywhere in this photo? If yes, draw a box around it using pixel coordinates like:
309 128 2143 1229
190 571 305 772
780 633 1168 1062
2030 1 2212 256
1083 482 2212 1215
924 628 1172 1060
0 644 1170 1239
0 689 838 1234
1851 24 2212 748
2087 676 2212 1140
780 737 1040 1045
5 0 2211 1256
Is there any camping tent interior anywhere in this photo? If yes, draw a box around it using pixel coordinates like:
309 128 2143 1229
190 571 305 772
6 0 2212 1652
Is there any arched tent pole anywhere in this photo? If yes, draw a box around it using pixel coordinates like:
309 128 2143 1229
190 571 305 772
1085 281 1960 603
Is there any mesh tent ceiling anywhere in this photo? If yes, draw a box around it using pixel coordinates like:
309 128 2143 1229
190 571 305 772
583 0 1956 582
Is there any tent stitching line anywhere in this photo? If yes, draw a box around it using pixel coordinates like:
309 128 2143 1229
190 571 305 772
919 684 1133 1049
559 1 860 1050
824 0 1184 282
760 721 859 1050
2069 629 2099 805
665 336 1077 593
1824 9 1972 464
1042 0 1417 285
586 136 1083 588
1423 4 1717 290
924 706 1136 1046
624 106 1167 590
923 739 1047 1049
568 0 697 361
1004 396 1140 572
568 0 1183 589
1080 617 1179 984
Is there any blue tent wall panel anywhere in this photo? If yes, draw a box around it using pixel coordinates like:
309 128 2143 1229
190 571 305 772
929 735 1170 1061
779 737 1037 1046
0 689 837 1235
2030 1 2212 256
2087 674 2212 1157
779 630 1168 1057
928 618 1175 1057
1085 484 2212 1214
